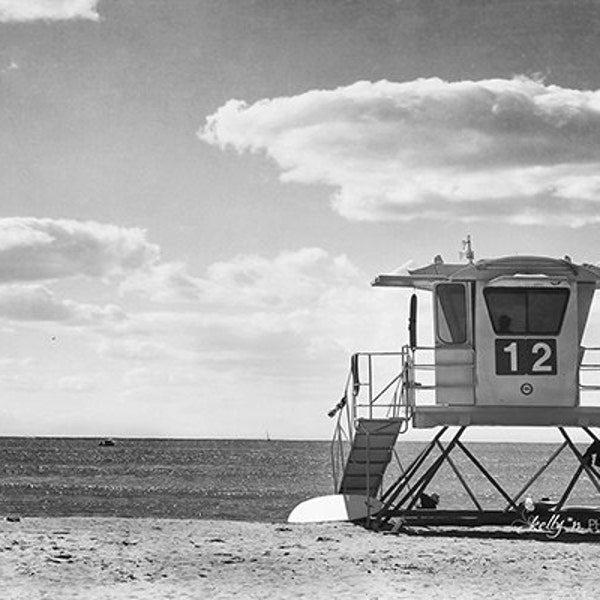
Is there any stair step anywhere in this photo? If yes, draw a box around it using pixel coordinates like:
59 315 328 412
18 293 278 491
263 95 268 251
343 463 388 477
340 484 380 495
348 450 392 463
355 418 405 435
341 471 384 480
351 435 398 450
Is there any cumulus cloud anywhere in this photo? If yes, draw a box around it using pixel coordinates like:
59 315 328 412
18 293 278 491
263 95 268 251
0 218 159 283
119 261 205 303
119 248 408 376
120 247 361 308
201 77 600 226
0 284 125 324
0 0 100 22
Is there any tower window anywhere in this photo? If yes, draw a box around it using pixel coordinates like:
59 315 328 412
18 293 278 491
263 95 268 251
436 283 467 344
484 287 569 335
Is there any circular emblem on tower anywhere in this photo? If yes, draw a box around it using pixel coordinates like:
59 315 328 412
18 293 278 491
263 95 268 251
520 382 534 396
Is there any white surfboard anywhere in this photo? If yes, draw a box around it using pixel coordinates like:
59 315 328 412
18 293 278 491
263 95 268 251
287 494 383 524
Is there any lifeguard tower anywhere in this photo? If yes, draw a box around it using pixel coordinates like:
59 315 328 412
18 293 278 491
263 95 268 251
318 239 600 530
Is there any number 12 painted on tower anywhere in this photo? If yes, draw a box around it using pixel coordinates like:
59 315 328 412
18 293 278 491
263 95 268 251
495 339 557 376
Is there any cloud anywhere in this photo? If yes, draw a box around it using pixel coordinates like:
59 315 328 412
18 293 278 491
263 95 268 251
0 218 159 283
55 374 97 392
123 366 200 387
0 284 125 324
1 60 19 73
201 77 600 227
96 337 192 361
0 357 35 368
0 0 100 22
120 247 361 308
0 241 421 437
119 261 205 303
119 248 408 377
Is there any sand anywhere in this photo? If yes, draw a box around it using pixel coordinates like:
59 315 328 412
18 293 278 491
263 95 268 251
0 516 597 599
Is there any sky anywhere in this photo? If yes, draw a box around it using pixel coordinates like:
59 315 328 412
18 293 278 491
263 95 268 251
4 1 600 439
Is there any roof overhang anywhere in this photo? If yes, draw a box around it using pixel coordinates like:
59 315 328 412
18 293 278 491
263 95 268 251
372 256 600 290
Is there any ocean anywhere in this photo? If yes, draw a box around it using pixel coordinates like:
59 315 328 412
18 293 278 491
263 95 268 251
0 437 597 522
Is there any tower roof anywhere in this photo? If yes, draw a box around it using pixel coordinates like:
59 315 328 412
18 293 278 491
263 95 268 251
372 255 600 290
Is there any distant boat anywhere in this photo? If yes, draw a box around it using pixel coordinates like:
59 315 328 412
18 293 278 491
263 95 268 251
98 438 116 447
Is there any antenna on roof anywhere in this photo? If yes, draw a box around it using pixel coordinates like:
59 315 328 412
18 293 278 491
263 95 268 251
460 235 475 263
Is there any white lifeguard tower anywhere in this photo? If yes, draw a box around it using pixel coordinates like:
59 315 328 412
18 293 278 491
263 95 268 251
322 240 600 529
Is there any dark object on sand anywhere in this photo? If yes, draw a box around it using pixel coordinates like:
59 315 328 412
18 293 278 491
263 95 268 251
5 515 21 522
419 493 440 509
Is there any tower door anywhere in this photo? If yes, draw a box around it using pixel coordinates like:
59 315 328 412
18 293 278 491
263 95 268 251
476 281 578 407
434 283 475 405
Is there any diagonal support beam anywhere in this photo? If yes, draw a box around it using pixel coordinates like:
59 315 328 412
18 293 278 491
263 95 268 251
554 464 584 512
583 427 600 444
557 428 600 504
507 441 568 510
435 440 483 511
380 426 448 505
377 427 464 524
403 427 466 511
374 427 450 528
456 441 520 511
560 428 600 485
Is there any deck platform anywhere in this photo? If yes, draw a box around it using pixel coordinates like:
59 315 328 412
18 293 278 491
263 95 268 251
413 406 600 428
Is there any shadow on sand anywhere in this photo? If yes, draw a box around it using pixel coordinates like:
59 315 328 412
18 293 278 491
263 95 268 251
383 525 600 544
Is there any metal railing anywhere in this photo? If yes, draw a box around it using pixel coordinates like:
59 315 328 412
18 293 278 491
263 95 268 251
329 349 412 491
329 369 354 492
579 347 600 393
351 351 412 420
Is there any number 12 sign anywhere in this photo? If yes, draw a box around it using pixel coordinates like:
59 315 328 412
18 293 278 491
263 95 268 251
495 339 557 376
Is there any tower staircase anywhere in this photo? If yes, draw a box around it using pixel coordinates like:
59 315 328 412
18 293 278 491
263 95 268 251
338 418 404 496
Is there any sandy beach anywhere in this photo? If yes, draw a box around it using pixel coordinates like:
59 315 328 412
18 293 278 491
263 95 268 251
0 516 597 599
